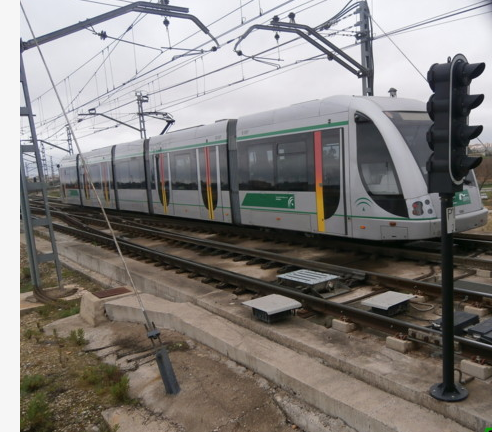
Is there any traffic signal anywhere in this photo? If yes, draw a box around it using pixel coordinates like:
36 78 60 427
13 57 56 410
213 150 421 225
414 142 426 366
426 61 453 194
449 56 485 187
426 54 485 194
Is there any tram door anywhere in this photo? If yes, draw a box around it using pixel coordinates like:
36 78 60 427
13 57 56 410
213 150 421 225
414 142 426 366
198 146 220 221
155 153 173 215
314 128 347 236
101 162 111 206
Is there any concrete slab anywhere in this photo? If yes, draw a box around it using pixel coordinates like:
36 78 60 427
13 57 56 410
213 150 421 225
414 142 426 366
20 292 43 315
34 231 492 432
105 293 474 432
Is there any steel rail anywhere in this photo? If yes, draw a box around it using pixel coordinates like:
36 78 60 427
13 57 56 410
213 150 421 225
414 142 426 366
52 210 492 302
69 207 492 272
52 221 492 360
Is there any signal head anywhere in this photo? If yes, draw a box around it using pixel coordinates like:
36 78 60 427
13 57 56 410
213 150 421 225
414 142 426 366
455 61 485 86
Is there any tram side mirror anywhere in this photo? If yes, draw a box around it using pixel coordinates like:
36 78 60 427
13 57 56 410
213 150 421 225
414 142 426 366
354 112 370 123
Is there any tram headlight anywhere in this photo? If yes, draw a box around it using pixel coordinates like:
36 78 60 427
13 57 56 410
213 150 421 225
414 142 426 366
412 201 424 216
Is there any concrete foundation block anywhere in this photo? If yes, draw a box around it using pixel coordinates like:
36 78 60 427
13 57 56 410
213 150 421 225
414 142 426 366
461 359 492 380
80 291 133 327
332 319 357 333
463 305 489 318
386 336 415 354
476 269 492 278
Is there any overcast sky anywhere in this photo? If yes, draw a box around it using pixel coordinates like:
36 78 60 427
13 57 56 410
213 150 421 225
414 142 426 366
18 0 492 169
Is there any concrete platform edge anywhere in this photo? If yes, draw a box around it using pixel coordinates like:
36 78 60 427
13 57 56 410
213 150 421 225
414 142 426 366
105 294 473 432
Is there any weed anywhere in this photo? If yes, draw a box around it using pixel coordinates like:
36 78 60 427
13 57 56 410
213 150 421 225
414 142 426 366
110 375 131 404
81 363 133 404
82 363 122 387
38 299 80 320
69 328 87 346
59 302 80 318
23 328 36 340
20 392 55 432
21 375 47 394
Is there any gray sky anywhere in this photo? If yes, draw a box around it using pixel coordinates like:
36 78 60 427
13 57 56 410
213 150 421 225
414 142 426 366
19 0 492 168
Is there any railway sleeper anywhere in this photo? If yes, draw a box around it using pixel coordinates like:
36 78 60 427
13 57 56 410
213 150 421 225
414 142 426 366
407 328 461 352
233 255 250 262
276 266 299 274
261 261 282 269
201 277 217 284
246 258 265 266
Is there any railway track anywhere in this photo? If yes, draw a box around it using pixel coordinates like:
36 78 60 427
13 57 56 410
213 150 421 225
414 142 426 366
37 199 492 271
48 209 492 303
29 202 491 361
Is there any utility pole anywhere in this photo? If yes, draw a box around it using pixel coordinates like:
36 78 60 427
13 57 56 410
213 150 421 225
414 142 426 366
50 156 55 184
136 91 149 139
20 53 64 299
21 1 219 301
66 125 73 155
356 1 374 96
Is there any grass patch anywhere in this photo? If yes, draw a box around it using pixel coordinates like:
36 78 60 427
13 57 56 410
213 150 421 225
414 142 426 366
20 392 55 432
68 328 88 346
81 363 133 404
110 375 131 404
37 299 80 320
21 375 48 394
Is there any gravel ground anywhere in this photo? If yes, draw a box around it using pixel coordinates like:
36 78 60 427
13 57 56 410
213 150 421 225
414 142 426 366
20 244 123 432
20 243 356 432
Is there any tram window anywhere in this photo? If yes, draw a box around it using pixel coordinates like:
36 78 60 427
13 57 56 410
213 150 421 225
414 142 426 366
277 140 308 191
129 157 145 188
321 129 341 219
356 113 407 217
115 160 130 189
384 111 432 181
219 145 229 191
171 151 198 190
239 133 313 191
150 156 157 190
199 147 217 188
240 143 274 190
115 157 145 189
89 165 101 189
101 162 112 190
65 166 78 188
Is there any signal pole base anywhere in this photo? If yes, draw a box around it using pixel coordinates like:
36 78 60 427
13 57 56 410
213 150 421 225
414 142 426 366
430 382 468 402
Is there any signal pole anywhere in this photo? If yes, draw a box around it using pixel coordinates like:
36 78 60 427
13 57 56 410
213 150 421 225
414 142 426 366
426 54 485 402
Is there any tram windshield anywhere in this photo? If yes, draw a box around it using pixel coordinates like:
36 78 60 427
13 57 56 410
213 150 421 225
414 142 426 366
384 111 432 183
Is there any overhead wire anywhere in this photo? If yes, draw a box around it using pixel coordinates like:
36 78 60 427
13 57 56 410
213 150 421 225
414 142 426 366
29 0 301 139
23 0 490 147
21 1 157 328
24 0 368 142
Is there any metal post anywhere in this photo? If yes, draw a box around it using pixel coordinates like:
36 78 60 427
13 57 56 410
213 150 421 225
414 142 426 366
136 92 148 139
20 52 64 297
156 348 180 395
430 193 468 401
357 0 374 96
66 125 73 155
